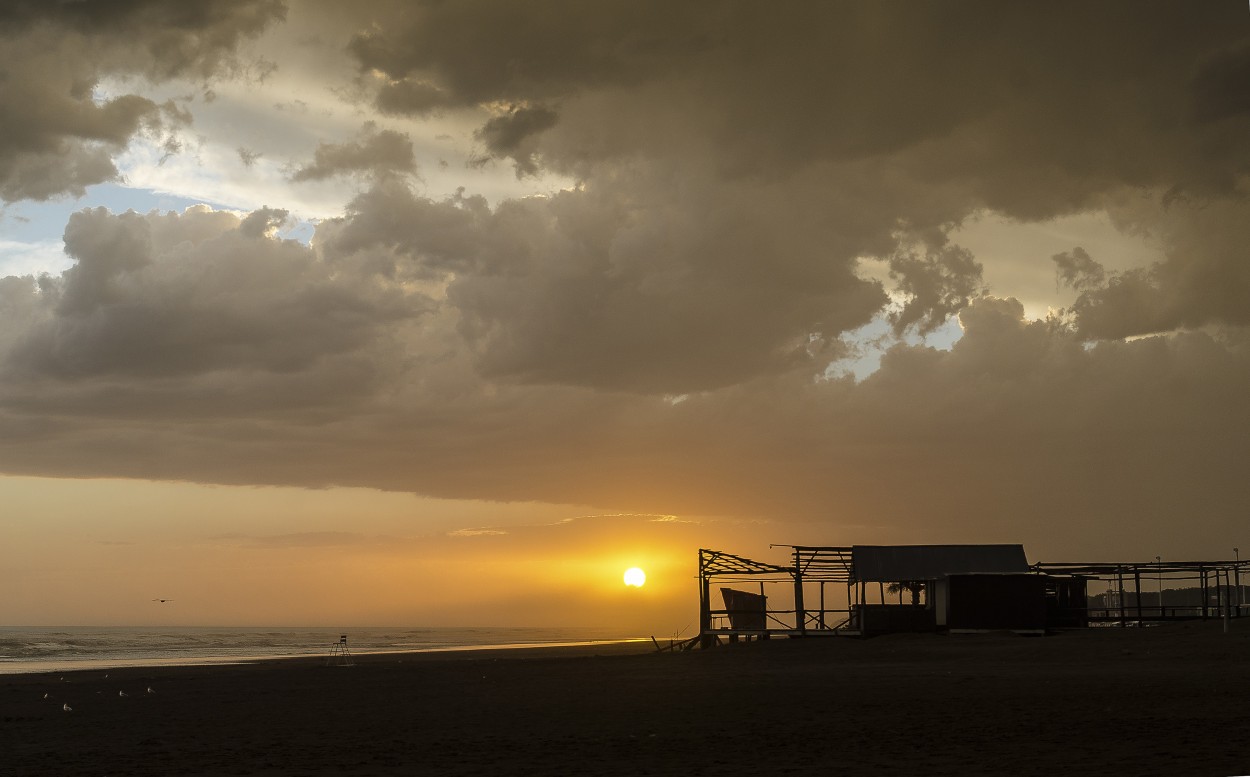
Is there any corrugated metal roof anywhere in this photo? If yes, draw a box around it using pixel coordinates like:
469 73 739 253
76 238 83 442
851 544 1029 582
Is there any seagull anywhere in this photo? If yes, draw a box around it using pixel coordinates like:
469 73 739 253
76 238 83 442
118 690 127 697
146 686 155 694
62 703 72 712
42 693 50 700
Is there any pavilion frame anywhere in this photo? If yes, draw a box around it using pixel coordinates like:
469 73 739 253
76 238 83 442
698 546 860 647
1033 559 1247 627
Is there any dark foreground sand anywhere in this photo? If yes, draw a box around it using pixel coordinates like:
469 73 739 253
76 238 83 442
3 621 1250 776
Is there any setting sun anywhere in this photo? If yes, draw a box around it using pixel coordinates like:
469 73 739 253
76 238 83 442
623 567 647 587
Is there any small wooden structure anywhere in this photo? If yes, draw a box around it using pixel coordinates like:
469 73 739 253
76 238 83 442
325 634 354 666
720 587 768 636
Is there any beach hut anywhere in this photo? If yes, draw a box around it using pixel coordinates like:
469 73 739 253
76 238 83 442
850 544 1042 634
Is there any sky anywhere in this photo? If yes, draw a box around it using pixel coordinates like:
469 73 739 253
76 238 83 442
2 1 1249 630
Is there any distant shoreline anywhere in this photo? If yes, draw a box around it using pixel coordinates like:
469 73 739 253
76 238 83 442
0 637 652 677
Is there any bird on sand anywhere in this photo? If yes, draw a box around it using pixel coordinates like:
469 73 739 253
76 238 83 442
152 599 174 603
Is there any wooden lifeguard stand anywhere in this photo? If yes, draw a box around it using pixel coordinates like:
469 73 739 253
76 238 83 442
325 634 354 666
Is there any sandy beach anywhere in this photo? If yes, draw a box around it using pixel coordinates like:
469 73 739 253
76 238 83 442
3 621 1249 776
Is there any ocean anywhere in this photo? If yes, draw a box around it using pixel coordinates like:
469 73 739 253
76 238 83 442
0 626 644 674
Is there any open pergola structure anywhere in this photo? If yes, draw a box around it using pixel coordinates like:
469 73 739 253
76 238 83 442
1034 558 1247 627
698 546 860 647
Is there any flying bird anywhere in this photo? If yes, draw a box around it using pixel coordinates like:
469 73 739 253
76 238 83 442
146 686 155 694
62 703 72 712
118 690 127 697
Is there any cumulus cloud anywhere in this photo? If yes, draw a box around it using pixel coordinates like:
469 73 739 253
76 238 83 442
1 204 424 413
315 173 885 393
0 0 285 202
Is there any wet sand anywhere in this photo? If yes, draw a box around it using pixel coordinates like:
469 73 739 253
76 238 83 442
3 621 1249 776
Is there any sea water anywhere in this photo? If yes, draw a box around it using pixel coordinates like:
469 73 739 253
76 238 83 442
0 626 643 674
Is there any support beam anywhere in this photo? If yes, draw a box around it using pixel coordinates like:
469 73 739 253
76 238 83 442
793 547 806 635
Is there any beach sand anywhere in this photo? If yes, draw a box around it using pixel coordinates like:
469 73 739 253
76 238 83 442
3 621 1249 776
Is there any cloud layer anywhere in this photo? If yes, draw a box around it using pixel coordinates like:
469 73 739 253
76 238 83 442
3 2 1250 554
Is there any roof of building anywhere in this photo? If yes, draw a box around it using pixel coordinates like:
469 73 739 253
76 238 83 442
851 544 1030 582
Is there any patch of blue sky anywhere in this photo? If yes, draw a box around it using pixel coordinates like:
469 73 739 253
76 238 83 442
0 182 321 278
2 183 208 243
0 237 69 278
829 314 964 382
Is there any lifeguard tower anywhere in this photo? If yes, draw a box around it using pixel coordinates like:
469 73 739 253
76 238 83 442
325 634 354 666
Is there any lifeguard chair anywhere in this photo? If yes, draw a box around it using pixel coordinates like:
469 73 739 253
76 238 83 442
325 634 354 666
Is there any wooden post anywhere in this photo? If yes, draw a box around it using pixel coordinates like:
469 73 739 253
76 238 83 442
1117 571 1126 627
1201 566 1209 619
760 581 770 640
819 582 826 630
794 563 806 635
699 573 713 648
1133 568 1143 626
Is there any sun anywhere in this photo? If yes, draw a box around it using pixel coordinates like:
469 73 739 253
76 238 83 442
623 567 647 587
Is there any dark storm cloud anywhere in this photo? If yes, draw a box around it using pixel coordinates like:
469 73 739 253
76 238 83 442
343 1 1250 340
291 123 417 182
888 244 984 336
1190 41 1250 124
1059 198 1250 339
0 0 284 201
1052 248 1106 293
315 174 886 393
348 2 1250 196
5 286 1249 555
474 105 559 177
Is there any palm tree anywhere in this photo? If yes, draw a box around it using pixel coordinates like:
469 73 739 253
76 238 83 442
886 580 925 605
